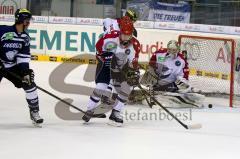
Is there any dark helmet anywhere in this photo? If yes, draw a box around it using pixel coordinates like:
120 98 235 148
125 9 138 22
15 8 32 24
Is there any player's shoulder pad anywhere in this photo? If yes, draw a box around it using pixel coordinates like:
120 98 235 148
0 25 16 38
131 37 140 53
154 48 168 55
23 31 31 39
20 32 31 46
0 25 9 29
116 18 121 24
177 53 186 65
0 25 12 32
177 53 186 62
131 37 140 46
103 31 119 39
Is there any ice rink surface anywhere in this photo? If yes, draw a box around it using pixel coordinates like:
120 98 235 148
0 62 240 159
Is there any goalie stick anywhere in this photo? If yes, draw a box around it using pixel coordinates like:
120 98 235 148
162 92 203 108
142 91 154 108
137 84 202 130
4 69 106 119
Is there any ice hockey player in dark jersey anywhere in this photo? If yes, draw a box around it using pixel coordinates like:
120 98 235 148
0 8 43 126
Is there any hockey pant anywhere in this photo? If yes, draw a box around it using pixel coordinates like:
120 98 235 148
87 55 112 110
0 66 39 111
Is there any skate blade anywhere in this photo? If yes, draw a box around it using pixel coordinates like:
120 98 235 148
107 120 123 127
187 123 202 129
32 121 43 128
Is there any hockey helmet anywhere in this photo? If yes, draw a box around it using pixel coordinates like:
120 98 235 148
119 16 134 46
15 8 32 24
125 9 138 22
120 16 134 35
167 40 180 56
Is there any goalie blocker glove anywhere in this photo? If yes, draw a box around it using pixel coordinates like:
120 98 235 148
175 77 191 93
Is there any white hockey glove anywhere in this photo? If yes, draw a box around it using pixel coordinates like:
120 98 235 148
140 67 158 86
175 77 191 93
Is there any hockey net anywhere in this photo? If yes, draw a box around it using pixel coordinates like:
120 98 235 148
178 35 240 107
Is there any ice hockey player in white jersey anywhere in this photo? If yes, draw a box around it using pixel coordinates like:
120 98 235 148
102 18 120 35
82 16 140 126
0 9 44 125
141 40 204 108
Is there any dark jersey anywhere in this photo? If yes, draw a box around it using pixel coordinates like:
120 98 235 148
0 25 31 70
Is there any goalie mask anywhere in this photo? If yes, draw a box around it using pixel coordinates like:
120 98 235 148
167 40 180 58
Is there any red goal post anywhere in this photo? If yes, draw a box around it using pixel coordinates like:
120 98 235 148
178 35 238 107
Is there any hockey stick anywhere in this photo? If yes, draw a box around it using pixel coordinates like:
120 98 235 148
142 91 154 108
4 69 106 118
35 86 106 118
137 84 202 130
174 95 202 108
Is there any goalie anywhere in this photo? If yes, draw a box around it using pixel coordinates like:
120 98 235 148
140 40 205 108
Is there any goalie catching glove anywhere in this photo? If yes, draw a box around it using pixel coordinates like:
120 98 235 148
140 66 158 86
175 77 191 93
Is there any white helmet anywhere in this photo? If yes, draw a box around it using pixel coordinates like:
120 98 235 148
167 40 180 57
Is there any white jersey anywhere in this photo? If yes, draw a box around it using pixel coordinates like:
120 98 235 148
103 18 120 35
150 49 186 85
96 31 140 70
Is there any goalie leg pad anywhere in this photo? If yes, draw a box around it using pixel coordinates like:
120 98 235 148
163 92 205 108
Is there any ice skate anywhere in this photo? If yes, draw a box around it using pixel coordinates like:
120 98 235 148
108 109 123 127
82 110 94 122
30 110 44 127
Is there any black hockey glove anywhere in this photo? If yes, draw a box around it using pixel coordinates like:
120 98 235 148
21 69 35 85
125 68 140 86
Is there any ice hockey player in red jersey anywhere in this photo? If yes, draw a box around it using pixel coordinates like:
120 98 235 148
148 40 189 92
102 9 138 37
82 17 140 126
141 40 204 108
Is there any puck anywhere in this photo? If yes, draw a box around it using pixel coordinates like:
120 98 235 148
208 104 213 108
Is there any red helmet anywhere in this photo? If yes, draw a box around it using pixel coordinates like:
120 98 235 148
120 16 134 35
